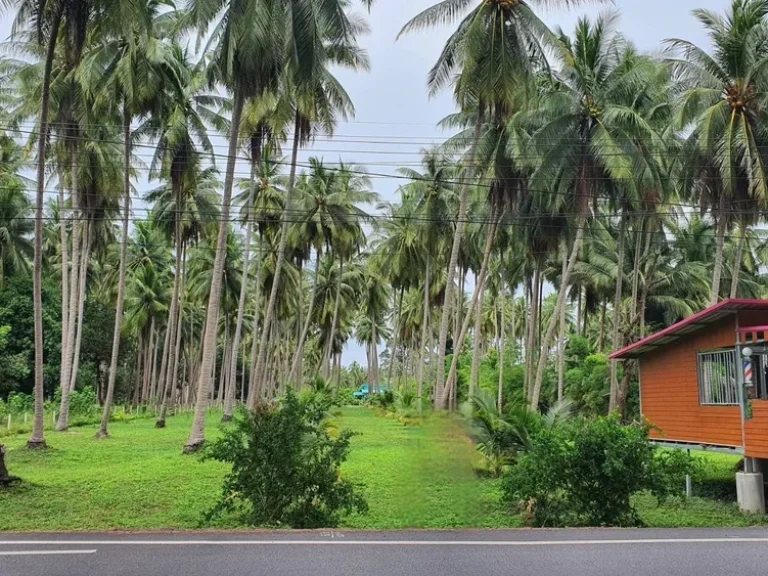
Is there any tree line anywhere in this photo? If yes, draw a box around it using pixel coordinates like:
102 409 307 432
0 0 767 451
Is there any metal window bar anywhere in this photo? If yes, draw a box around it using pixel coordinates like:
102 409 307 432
697 350 739 406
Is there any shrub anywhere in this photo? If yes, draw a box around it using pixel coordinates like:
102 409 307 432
566 354 609 416
397 390 416 409
336 387 357 405
501 416 692 527
205 389 367 528
371 389 395 410
69 387 99 418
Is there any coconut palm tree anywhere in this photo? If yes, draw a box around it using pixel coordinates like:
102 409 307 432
397 149 456 403
287 159 373 384
87 0 174 438
399 0 579 409
525 15 659 410
372 197 424 387
184 0 371 448
12 0 65 449
356 261 391 390
139 47 224 429
667 0 768 305
249 8 370 405
182 0 287 451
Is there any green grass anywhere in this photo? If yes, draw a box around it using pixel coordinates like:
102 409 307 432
339 409 517 529
0 407 764 531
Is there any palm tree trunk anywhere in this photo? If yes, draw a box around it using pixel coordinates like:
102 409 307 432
58 221 90 430
58 166 69 408
56 166 78 427
29 6 63 448
62 139 81 397
0 443 11 484
240 339 247 404
132 334 143 408
150 320 162 402
435 107 484 409
142 326 152 403
469 282 485 401
294 260 303 385
169 297 184 413
576 285 582 336
388 287 405 387
156 264 179 415
157 236 185 427
371 322 379 390
530 218 587 410
96 108 132 438
417 256 430 406
217 321 230 406
247 236 264 404
497 282 506 413
598 299 606 351
184 86 245 451
630 221 644 307
323 257 344 379
288 249 322 384
730 222 746 299
223 217 253 421
249 111 301 408
387 290 398 386
443 217 498 405
711 201 727 306
609 212 627 413
68 222 91 394
524 267 539 401
557 240 568 403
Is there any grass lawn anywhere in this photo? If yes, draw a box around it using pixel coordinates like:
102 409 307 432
0 407 765 531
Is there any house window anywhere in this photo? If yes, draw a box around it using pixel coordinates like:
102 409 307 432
697 350 739 406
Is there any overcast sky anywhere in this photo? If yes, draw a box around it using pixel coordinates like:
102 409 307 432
0 0 727 368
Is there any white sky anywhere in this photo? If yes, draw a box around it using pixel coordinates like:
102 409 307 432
0 0 726 368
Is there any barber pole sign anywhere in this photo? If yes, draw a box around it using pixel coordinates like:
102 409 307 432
744 358 754 386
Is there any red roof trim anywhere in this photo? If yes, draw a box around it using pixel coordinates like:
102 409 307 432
610 299 768 360
738 325 768 334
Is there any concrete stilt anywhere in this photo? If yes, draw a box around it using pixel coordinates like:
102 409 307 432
736 471 765 514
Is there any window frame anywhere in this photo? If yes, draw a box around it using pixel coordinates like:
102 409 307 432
697 348 739 406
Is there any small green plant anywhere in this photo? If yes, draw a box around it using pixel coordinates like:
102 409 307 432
205 389 368 528
371 389 395 410
502 416 692 527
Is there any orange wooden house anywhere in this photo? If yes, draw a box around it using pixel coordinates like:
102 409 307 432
611 299 768 512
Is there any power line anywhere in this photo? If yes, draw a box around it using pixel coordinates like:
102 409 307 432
19 211 768 244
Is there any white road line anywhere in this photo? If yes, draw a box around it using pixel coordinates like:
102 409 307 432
0 550 97 556
0 539 767 547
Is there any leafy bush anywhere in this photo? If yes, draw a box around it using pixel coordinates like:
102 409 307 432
371 389 395 410
502 416 692 527
336 387 358 405
566 354 609 416
205 389 367 528
69 387 100 418
397 390 416 409
300 376 340 425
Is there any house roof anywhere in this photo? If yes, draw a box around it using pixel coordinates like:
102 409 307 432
610 299 768 360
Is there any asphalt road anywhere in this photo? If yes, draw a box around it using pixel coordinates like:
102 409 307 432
2 528 768 576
